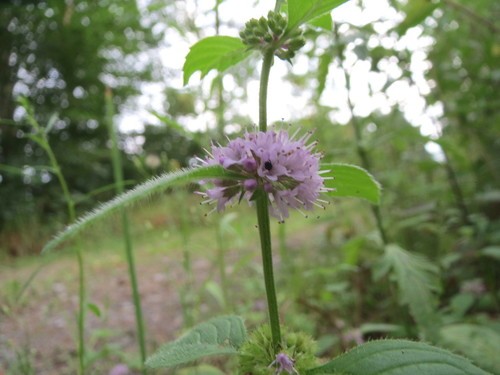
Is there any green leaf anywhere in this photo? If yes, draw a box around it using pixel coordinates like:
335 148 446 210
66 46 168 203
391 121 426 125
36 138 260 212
322 163 381 205
150 110 189 135
87 302 102 317
395 0 439 36
287 0 349 31
309 13 333 30
44 112 59 134
480 246 500 260
439 324 500 374
306 339 491 374
183 36 252 85
380 244 441 341
42 165 242 253
145 315 246 369
316 48 334 99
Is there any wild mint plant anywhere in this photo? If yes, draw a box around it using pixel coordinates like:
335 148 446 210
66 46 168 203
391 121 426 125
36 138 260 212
42 1 492 374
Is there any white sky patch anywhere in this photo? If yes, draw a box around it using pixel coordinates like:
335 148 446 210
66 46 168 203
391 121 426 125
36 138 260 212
122 0 439 152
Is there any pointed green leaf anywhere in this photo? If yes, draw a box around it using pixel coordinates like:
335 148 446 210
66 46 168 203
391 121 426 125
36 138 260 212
309 13 333 30
150 110 188 135
481 246 500 260
306 339 491 375
322 163 381 204
44 112 59 134
183 36 252 85
145 315 246 369
316 49 334 99
87 302 102 317
287 0 349 31
42 165 242 253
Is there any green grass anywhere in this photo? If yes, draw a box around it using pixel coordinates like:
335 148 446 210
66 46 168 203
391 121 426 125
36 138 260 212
1 189 357 374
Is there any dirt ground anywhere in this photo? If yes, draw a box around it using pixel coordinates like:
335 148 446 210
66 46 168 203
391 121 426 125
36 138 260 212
0 207 323 375
0 247 221 375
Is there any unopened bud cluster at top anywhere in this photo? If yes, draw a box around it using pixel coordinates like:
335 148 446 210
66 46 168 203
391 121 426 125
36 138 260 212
239 11 306 62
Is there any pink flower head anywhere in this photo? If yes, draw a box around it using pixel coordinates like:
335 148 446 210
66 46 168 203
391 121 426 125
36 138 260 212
199 129 331 221
269 352 299 374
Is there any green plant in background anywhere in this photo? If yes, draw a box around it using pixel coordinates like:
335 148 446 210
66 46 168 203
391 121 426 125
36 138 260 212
105 88 148 373
40 0 494 374
178 194 199 328
15 97 88 375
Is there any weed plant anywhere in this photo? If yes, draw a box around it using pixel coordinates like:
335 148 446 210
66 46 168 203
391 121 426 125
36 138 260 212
1 0 498 374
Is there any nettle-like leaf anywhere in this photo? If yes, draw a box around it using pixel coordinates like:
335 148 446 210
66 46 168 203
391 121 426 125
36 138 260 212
306 339 491 375
145 315 247 369
287 0 350 31
183 36 252 85
322 163 381 205
377 244 441 341
42 165 242 253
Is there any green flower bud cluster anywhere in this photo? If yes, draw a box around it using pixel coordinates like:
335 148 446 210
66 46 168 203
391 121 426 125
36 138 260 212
239 11 306 62
238 324 318 374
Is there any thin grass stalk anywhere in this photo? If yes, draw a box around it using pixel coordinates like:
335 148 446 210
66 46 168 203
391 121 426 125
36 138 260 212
334 27 389 245
215 218 230 312
37 119 87 375
105 88 147 373
179 204 195 328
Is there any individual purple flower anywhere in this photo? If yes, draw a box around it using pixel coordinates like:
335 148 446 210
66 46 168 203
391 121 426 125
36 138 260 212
268 352 299 374
198 129 332 221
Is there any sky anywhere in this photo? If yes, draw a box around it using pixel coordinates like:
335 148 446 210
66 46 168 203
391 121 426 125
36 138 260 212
122 0 444 158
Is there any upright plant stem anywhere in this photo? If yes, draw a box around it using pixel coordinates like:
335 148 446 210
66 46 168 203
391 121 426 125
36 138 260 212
42 130 86 375
256 48 282 350
259 50 274 132
180 206 195 328
215 220 230 311
214 0 225 139
105 88 147 373
334 31 389 245
442 150 471 225
256 191 282 349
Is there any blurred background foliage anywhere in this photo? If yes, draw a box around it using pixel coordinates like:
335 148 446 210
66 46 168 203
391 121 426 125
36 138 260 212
0 0 499 371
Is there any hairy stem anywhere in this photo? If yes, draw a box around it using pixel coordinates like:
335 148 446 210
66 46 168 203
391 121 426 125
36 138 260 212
257 47 281 350
255 190 282 349
106 88 148 373
259 50 274 131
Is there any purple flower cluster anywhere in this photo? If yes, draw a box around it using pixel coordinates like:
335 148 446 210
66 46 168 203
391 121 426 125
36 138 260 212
199 129 330 221
269 352 298 374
